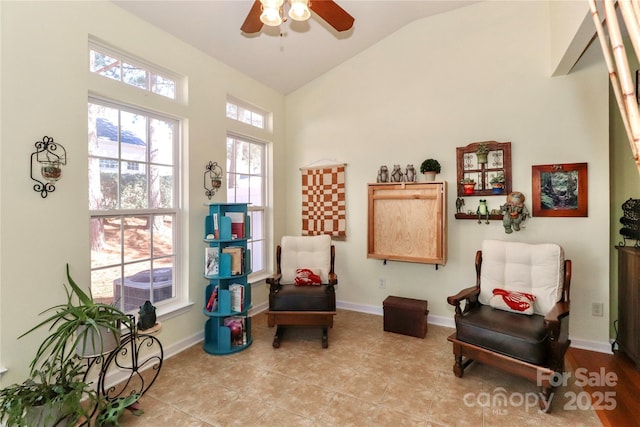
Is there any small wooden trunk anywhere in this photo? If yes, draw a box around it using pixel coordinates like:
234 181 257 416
383 296 428 338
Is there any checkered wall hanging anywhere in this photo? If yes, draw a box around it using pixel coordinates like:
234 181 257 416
301 163 346 237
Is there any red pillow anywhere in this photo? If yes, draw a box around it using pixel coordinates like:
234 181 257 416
295 268 322 286
489 288 536 315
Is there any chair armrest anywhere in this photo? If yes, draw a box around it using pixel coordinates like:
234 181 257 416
447 286 480 306
544 301 570 323
544 301 570 340
328 273 338 286
266 273 282 293
447 286 480 316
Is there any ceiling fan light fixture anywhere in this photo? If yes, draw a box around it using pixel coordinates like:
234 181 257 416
288 0 311 21
260 0 284 26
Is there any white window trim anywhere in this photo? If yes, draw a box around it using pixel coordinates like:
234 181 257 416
226 96 272 132
89 38 185 103
88 96 185 315
226 132 269 279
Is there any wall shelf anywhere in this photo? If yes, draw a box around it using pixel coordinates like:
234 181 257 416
455 213 503 221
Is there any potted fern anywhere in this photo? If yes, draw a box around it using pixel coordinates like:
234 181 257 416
420 159 441 182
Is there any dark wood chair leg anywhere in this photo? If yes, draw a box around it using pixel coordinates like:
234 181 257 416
539 387 554 412
321 327 328 348
452 343 465 377
273 326 284 348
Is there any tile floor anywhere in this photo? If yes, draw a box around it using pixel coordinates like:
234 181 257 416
117 309 601 426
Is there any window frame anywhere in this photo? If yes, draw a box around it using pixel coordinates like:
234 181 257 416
89 40 184 102
226 133 268 280
226 97 270 131
88 97 183 314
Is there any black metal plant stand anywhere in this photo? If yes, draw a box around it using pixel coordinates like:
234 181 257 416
80 316 163 425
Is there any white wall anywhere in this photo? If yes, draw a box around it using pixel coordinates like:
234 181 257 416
284 1 610 350
0 1 284 385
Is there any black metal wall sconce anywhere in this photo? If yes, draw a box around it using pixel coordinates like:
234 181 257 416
30 136 67 198
204 161 223 200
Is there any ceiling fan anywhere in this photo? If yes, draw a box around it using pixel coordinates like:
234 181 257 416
241 0 355 34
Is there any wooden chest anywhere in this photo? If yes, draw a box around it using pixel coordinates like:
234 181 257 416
383 296 428 338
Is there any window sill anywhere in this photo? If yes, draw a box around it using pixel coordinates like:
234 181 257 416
249 272 271 286
128 300 195 324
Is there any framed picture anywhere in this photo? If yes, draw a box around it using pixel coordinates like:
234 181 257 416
531 163 588 217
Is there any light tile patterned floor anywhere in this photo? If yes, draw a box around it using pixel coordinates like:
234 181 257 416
118 309 601 426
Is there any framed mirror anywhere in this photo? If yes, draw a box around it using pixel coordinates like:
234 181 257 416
456 141 512 197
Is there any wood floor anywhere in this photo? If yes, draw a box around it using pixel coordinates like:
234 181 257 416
567 347 640 427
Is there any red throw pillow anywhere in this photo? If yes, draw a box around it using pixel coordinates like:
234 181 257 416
295 268 322 286
489 288 536 315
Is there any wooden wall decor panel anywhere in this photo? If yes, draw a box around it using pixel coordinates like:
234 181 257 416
367 182 447 265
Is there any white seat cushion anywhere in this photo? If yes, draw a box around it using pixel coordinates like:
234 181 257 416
280 235 331 284
478 240 565 315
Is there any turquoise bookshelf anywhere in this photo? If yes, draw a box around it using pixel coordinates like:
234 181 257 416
202 203 252 355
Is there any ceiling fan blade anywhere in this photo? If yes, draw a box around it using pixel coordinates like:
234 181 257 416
241 0 263 33
309 0 355 32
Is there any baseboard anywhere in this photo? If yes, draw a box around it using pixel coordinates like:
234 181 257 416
249 301 268 315
569 337 614 354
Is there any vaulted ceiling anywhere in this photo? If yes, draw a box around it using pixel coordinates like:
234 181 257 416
113 1 478 94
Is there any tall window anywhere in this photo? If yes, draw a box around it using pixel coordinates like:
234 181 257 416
226 134 266 275
88 99 179 312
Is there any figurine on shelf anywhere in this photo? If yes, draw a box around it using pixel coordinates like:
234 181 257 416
456 197 465 213
404 164 416 182
477 199 490 224
137 300 157 331
500 191 529 234
377 165 389 183
390 165 404 182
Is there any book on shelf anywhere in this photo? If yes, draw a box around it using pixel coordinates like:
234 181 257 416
212 213 219 239
205 247 219 276
222 246 244 275
206 285 219 312
229 283 244 312
224 212 245 239
223 316 246 347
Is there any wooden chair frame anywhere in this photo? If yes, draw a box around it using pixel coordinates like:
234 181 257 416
266 245 337 348
447 250 572 412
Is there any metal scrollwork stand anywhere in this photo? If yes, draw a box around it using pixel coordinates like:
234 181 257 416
619 198 640 248
81 315 163 425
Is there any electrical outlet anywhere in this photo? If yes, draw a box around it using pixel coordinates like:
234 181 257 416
378 278 386 289
592 302 604 317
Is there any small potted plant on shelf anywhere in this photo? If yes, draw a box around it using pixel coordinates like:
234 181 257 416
490 172 505 194
420 159 441 182
460 177 476 195
476 143 490 164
